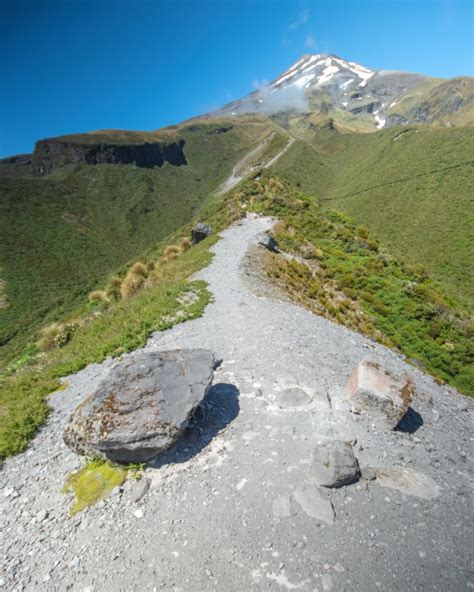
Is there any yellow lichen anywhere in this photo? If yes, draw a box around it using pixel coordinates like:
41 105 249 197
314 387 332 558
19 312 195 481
63 459 126 515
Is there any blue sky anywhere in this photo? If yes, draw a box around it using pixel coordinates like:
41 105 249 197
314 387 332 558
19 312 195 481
1 0 473 157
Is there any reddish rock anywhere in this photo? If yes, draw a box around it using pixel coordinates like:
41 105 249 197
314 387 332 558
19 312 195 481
347 359 414 428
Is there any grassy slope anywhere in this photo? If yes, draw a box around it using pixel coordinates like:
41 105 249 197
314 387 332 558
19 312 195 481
274 126 474 308
0 186 245 460
0 118 277 365
237 172 473 396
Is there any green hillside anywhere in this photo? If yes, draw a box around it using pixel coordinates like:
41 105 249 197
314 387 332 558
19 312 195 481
274 126 474 308
0 118 280 365
1 115 473 460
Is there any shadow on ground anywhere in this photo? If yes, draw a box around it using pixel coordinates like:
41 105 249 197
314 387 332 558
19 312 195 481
396 407 423 434
149 382 240 469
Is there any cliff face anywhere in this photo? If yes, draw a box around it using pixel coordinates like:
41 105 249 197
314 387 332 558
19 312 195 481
32 138 187 175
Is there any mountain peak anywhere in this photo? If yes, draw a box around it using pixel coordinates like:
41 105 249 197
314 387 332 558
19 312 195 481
270 53 376 90
211 53 472 132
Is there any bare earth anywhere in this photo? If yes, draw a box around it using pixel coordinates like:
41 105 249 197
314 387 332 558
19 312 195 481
1 215 473 592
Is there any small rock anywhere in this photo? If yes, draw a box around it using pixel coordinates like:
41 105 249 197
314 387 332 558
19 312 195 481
292 483 335 525
36 510 48 523
191 223 211 244
130 478 150 503
276 387 312 408
133 509 144 519
322 573 334 591
333 562 345 573
295 541 305 549
68 556 80 569
360 466 377 481
257 233 279 253
272 495 292 519
346 358 414 428
376 466 441 499
309 440 360 488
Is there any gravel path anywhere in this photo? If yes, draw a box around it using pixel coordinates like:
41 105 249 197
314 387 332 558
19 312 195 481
1 214 473 592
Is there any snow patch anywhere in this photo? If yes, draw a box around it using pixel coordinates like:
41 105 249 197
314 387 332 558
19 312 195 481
272 54 323 87
340 78 354 90
316 65 340 85
374 113 386 128
292 74 316 88
358 71 375 88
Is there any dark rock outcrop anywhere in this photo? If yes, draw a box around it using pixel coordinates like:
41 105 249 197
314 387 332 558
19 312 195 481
63 349 218 463
191 223 212 244
348 101 380 115
0 153 33 178
32 138 187 175
257 233 279 252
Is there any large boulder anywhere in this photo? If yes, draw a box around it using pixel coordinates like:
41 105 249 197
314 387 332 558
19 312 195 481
191 223 211 244
309 439 360 488
346 359 414 428
63 349 218 463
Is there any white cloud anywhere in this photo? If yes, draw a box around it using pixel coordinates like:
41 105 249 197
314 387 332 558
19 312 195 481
289 7 309 30
305 33 316 49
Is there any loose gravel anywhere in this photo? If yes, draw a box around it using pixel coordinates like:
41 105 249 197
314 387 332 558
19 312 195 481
1 214 473 592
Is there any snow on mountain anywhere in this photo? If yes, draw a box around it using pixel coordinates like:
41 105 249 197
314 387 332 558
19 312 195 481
214 53 433 130
270 54 376 90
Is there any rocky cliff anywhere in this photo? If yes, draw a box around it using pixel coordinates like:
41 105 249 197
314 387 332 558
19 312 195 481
31 138 187 175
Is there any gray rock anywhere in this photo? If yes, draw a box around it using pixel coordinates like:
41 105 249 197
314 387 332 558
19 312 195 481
360 466 377 481
35 509 48 523
292 483 335 524
322 573 334 591
130 478 150 503
376 466 441 499
272 495 292 519
191 223 211 244
309 440 360 488
257 233 279 252
68 556 80 569
63 349 218 463
347 358 414 428
276 387 312 408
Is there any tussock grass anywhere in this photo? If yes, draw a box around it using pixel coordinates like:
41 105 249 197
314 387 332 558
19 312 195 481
38 321 81 351
120 274 145 299
106 277 122 302
129 261 148 278
164 245 180 258
88 290 109 304
179 237 191 253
